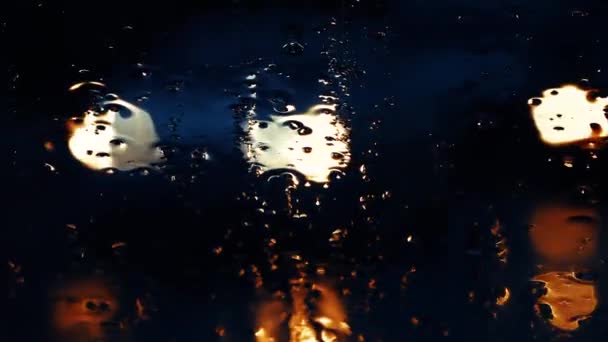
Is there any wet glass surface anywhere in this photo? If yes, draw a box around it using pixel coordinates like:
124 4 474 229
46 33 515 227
5 0 608 341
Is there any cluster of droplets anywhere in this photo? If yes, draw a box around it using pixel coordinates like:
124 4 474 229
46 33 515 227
227 51 357 220
244 103 351 184
64 82 165 174
254 256 352 342
25 11 414 342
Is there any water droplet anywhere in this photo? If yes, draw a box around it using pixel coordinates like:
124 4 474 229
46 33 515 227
44 163 56 172
167 80 184 92
282 41 305 56
109 139 127 148
270 96 296 114
283 120 303 130
297 126 313 136
331 152 344 160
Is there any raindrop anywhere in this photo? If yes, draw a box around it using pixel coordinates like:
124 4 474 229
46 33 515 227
331 152 344 160
104 93 119 101
109 139 127 147
571 10 590 17
136 94 150 102
297 127 313 135
283 120 303 130
566 215 596 224
270 96 296 114
44 163 56 172
105 103 133 119
590 122 602 134
167 80 184 92
190 148 209 160
282 41 304 56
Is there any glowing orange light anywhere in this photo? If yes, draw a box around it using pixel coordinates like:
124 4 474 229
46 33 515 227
50 276 126 341
496 288 510 306
532 272 597 331
44 141 55 151
529 205 599 265
255 296 286 342
255 278 350 341
491 220 508 264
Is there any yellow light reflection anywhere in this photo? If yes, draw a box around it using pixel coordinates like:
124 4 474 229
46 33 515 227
289 281 319 342
255 328 275 342
528 202 601 331
68 81 106 92
245 104 351 183
496 288 510 306
255 296 286 342
312 284 351 335
67 89 163 171
529 85 608 146
321 329 337 342
255 279 351 342
532 272 597 331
